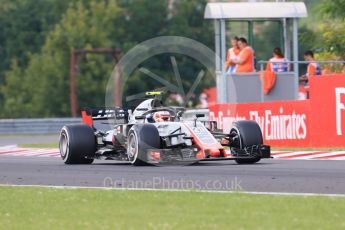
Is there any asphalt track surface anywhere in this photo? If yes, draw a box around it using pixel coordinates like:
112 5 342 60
1 155 345 194
0 135 58 146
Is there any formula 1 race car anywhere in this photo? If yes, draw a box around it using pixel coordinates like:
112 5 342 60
59 93 271 166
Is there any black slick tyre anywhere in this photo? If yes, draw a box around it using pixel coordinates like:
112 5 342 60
231 120 263 164
59 125 96 164
127 124 160 166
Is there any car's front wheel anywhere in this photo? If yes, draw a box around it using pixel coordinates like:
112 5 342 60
230 120 263 164
59 125 96 164
127 124 161 166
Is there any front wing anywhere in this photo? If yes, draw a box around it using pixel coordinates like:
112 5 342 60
143 144 271 165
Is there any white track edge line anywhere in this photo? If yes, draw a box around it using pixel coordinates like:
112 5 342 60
0 184 344 197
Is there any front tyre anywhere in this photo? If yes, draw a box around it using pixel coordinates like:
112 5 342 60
127 124 160 166
231 120 263 164
59 125 96 164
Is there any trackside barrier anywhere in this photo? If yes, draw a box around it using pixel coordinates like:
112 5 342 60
0 109 210 135
0 118 82 135
209 74 345 147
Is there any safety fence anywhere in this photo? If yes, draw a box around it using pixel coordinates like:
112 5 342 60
0 118 82 135
257 60 345 73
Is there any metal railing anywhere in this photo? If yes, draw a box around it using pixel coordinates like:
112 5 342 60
257 60 345 74
0 118 82 135
0 109 210 135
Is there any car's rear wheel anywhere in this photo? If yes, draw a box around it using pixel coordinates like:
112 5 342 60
230 120 263 164
127 124 160 166
59 125 96 164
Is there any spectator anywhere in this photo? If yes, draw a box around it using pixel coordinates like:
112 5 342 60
196 93 208 109
167 92 184 106
232 37 255 73
299 50 321 99
266 47 289 72
225 36 240 73
299 50 321 84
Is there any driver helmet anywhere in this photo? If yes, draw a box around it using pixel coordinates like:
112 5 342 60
153 111 171 122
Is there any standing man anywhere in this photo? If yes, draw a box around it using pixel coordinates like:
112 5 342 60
299 50 321 99
299 50 321 83
225 36 240 73
232 37 255 73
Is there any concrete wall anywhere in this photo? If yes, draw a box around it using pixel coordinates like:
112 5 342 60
225 72 298 103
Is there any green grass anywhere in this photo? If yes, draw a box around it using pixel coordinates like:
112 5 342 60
0 186 345 230
18 142 58 148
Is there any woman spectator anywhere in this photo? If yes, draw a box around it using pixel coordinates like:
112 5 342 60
225 36 240 73
266 47 289 72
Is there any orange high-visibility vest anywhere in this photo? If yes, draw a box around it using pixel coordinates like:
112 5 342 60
235 46 255 73
307 62 321 77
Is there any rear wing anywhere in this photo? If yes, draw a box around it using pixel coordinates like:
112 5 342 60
81 107 129 128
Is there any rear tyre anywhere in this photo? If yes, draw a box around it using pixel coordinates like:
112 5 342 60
231 120 263 164
127 124 160 166
59 125 96 164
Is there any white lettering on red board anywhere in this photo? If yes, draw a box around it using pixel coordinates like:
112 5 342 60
209 110 246 133
210 107 307 140
335 88 345 136
250 108 306 140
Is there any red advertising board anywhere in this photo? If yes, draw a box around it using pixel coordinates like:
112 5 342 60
309 75 345 147
209 74 345 147
210 100 311 147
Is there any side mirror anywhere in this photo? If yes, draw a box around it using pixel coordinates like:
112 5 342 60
194 113 205 127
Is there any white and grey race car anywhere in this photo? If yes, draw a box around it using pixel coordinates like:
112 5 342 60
59 95 270 166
